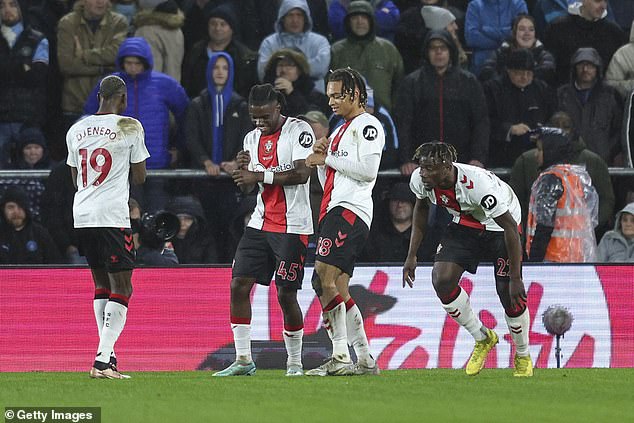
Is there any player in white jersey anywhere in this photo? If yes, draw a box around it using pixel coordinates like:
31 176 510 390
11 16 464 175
402 142 533 377
66 75 150 380
304 68 384 376
213 84 314 377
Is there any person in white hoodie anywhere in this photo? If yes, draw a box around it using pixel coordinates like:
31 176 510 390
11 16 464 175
597 202 634 262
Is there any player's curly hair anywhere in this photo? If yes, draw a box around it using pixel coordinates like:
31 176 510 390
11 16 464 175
412 142 457 164
327 67 367 107
98 75 126 99
248 83 287 108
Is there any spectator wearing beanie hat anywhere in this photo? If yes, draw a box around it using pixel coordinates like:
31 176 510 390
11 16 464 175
421 5 468 67
134 0 185 82
181 3 258 99
483 48 557 167
15 126 53 170
0 186 61 264
0 126 54 223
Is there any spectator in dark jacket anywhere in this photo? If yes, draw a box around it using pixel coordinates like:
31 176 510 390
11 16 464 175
0 0 49 168
394 0 466 74
543 0 625 85
166 195 218 263
479 14 556 87
181 3 258 99
484 48 556 167
557 47 623 165
184 51 251 260
84 37 189 170
328 0 401 41
185 51 252 176
262 48 330 117
40 162 84 263
0 186 61 264
394 29 490 175
0 127 53 222
362 182 424 262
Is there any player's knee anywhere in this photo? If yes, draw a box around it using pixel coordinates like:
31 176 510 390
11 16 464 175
277 286 298 307
230 278 252 298
311 272 323 297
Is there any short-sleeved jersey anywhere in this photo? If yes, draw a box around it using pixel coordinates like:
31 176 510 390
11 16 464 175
320 112 385 228
243 116 314 235
409 162 521 231
66 114 150 228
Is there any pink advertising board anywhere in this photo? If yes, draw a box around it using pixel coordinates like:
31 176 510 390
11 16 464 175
0 265 632 371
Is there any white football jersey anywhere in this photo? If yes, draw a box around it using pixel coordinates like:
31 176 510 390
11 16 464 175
244 116 314 235
409 162 521 231
66 114 150 228
319 112 385 228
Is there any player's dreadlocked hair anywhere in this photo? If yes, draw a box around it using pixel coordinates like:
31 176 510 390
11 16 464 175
248 83 287 108
412 142 457 164
98 75 126 99
327 67 367 107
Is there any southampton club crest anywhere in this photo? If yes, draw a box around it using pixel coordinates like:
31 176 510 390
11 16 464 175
264 139 273 153
440 194 449 205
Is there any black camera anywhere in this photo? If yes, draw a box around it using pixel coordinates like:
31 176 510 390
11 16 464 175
139 211 180 248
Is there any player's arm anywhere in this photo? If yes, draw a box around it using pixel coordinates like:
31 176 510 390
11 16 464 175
493 211 527 309
233 159 310 190
130 161 147 185
69 167 78 190
403 197 430 288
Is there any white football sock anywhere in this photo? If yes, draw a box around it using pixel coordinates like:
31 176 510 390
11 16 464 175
323 297 349 362
505 307 530 357
283 328 303 367
231 324 252 362
346 301 373 366
95 301 128 364
93 298 108 337
441 288 486 341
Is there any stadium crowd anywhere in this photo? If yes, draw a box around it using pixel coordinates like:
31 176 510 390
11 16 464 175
1 0 634 265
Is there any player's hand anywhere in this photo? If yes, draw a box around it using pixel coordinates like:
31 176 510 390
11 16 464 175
236 150 251 170
204 160 220 176
220 160 238 174
400 162 418 176
510 123 531 136
232 169 258 186
402 256 417 288
305 152 326 168
274 77 293 95
509 277 527 310
313 136 330 154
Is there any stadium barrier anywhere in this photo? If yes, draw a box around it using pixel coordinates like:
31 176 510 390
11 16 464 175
0 265 632 371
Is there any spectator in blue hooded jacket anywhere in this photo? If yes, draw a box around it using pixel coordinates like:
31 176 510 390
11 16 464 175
84 36 189 170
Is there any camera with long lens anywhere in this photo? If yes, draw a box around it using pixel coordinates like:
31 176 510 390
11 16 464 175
138 211 180 249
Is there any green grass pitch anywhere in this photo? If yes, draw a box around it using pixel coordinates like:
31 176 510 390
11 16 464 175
1 369 633 423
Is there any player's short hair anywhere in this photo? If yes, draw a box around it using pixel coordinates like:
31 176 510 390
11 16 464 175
98 75 126 99
327 67 367 107
248 83 287 108
412 142 457 165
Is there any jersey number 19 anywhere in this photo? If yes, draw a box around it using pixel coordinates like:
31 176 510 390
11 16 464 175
80 148 112 187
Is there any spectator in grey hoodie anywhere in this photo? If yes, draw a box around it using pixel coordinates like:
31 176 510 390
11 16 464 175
597 202 634 262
